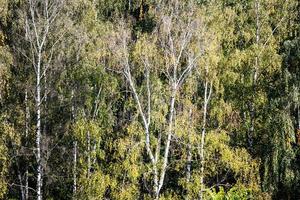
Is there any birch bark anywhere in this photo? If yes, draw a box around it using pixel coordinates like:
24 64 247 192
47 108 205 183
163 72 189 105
25 1 63 198
109 2 202 197
249 0 260 150
199 70 212 200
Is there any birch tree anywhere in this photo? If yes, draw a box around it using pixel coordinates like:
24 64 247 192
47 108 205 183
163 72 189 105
0 0 300 199
107 1 206 198
24 0 63 199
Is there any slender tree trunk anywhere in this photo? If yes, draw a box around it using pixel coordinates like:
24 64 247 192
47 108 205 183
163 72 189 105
36 50 42 200
153 128 161 199
186 142 192 181
153 164 159 200
254 0 260 82
128 0 132 11
25 88 29 200
186 108 192 200
92 142 97 168
73 141 77 196
87 130 91 178
186 108 192 181
18 170 25 200
199 90 207 200
297 104 299 130
249 0 260 150
25 169 28 200
157 85 177 197
199 78 212 200
71 89 77 197
43 70 47 136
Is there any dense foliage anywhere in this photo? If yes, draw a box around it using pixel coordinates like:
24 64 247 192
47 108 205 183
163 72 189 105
0 0 299 199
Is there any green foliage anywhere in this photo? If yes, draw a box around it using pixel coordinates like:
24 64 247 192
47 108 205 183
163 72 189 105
0 140 8 199
77 171 110 199
0 0 299 199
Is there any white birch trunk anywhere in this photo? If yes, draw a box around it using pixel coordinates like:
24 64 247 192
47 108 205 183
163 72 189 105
18 170 25 200
297 105 300 131
73 141 77 196
249 0 260 149
157 86 176 196
26 1 62 199
199 78 212 200
71 89 77 197
25 88 29 200
186 108 192 183
87 130 91 178
36 48 42 200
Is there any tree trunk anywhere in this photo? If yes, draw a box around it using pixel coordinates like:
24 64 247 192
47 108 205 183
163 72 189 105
186 109 192 181
71 89 77 197
186 108 192 199
73 141 77 197
297 104 299 130
87 130 91 178
26 1 62 199
25 88 29 200
199 79 212 200
157 86 177 196
25 169 28 200
249 0 260 150
18 170 25 200
36 51 42 200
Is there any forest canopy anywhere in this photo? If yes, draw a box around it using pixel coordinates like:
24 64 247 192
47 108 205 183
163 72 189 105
0 0 299 199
